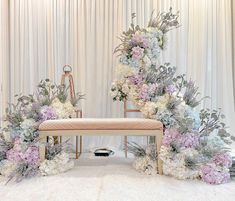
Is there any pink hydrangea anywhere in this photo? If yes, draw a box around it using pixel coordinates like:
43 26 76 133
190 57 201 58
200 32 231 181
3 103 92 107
166 85 177 94
23 146 40 166
131 46 144 60
131 33 149 48
139 85 150 101
162 128 180 147
6 138 23 162
148 84 158 95
6 138 39 166
6 148 23 162
213 153 232 168
201 163 230 185
128 73 144 86
40 105 58 121
179 132 200 148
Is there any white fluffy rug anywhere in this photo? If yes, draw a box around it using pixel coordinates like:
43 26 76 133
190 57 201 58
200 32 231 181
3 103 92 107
0 153 235 201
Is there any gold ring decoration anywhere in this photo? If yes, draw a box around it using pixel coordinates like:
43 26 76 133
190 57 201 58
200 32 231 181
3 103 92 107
63 64 72 73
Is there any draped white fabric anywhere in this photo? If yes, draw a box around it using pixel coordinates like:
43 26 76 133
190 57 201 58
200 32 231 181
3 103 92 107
0 0 235 150
0 0 9 127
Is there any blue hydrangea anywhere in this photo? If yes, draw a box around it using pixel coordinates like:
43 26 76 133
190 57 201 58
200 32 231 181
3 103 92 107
120 55 141 68
185 109 201 130
156 110 177 128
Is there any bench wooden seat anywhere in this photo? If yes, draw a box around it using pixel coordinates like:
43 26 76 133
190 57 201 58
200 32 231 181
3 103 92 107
39 118 163 174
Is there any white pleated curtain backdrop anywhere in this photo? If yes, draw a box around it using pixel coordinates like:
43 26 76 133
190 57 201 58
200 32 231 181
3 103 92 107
0 0 235 151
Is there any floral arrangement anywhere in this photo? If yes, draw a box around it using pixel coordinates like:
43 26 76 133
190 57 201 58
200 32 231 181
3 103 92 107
111 8 235 184
127 142 157 175
0 79 83 182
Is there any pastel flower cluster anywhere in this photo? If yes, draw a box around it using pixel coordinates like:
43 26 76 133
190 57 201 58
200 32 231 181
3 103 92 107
213 153 232 167
0 79 83 182
118 29 164 69
133 155 157 175
111 9 234 184
161 147 200 180
6 138 39 166
51 98 75 119
201 164 230 185
39 152 74 176
40 105 58 121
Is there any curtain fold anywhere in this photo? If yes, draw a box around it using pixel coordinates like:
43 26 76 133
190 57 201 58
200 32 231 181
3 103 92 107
0 0 9 127
232 0 235 109
1 0 235 150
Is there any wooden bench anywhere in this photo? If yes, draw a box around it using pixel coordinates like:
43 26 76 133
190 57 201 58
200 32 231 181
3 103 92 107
38 118 163 174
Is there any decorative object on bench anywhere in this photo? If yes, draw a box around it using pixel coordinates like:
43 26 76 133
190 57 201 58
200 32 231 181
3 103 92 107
94 148 114 157
111 8 234 184
0 79 83 182
38 118 164 175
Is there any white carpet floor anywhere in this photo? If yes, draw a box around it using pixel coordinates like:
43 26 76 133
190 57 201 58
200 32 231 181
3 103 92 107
0 153 235 201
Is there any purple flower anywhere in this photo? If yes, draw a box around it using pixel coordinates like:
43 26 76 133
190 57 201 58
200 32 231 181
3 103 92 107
139 85 150 101
6 138 23 162
23 146 39 166
128 73 144 86
31 102 41 112
6 138 39 166
162 128 180 147
131 33 149 48
166 85 177 94
213 153 232 168
131 46 144 60
179 132 200 148
40 105 58 121
148 84 158 95
188 80 194 86
201 163 230 185
6 148 23 162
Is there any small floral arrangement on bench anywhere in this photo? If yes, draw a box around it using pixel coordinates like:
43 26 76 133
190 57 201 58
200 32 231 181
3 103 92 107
0 79 83 183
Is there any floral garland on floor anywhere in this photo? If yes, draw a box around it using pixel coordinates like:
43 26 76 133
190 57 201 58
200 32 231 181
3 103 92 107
0 79 83 182
111 8 235 184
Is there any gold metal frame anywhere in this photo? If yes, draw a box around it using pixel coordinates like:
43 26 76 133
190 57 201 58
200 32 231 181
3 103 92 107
59 108 83 159
60 64 83 159
124 100 143 158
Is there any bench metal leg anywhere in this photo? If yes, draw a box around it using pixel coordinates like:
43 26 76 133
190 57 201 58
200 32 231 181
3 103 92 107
76 136 79 159
54 136 59 144
80 136 82 154
156 131 163 175
76 136 82 159
124 136 128 158
39 136 47 162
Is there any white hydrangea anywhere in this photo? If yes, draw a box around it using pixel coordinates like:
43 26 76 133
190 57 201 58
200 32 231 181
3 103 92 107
122 82 130 94
51 98 75 119
143 55 152 68
116 64 137 77
128 85 139 102
133 156 157 175
20 118 37 130
39 152 74 176
160 147 200 180
0 160 17 177
155 94 170 112
176 101 190 118
140 102 157 118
